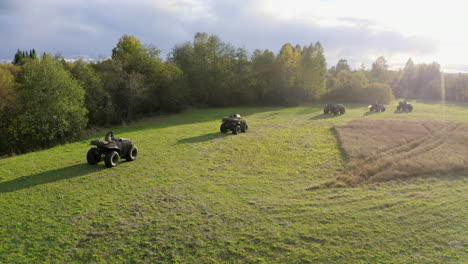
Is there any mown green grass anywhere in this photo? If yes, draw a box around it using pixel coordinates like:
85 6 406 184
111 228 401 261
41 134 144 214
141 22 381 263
0 101 466 263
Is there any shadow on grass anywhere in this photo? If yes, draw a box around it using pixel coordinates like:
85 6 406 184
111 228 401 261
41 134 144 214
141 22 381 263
393 110 412 114
177 132 230 144
297 106 322 115
0 164 105 193
300 104 368 115
331 127 348 163
363 111 383 116
413 99 468 108
108 107 280 136
309 114 340 120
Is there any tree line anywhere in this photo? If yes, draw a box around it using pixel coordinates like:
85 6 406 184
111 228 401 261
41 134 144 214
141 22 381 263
1 33 467 155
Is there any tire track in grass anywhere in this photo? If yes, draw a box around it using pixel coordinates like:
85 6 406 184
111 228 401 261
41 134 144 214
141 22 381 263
347 122 454 168
334 120 465 183
343 121 445 168
368 123 460 180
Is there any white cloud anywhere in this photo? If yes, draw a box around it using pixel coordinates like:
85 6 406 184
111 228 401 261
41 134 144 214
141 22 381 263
0 0 466 71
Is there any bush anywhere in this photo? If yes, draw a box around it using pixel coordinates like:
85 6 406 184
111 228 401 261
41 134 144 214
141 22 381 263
323 81 394 104
364 82 395 104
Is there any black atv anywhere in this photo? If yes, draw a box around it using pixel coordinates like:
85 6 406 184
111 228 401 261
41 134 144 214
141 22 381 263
86 132 138 168
396 101 413 112
220 114 248 135
368 103 386 112
323 103 346 115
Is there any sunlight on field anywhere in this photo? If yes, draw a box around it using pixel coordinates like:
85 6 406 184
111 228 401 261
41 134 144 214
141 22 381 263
0 103 466 263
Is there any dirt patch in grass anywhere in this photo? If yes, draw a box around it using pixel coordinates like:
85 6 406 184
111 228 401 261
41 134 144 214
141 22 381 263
331 119 468 185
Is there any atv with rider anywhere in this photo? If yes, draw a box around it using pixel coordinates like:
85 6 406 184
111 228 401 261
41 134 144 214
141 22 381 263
369 103 386 112
220 114 248 135
86 131 138 168
396 101 413 112
323 104 346 115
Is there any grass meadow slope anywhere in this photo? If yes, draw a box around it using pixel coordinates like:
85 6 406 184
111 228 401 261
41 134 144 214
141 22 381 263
0 101 467 263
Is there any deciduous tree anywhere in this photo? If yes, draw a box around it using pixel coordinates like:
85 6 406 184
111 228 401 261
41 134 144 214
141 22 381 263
13 55 87 149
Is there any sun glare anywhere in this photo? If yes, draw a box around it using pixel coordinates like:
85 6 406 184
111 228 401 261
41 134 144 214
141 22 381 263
258 0 468 69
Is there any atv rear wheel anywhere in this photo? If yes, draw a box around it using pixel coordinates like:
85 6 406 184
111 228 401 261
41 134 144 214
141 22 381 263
126 146 138 162
233 125 241 135
105 151 120 168
86 148 100 165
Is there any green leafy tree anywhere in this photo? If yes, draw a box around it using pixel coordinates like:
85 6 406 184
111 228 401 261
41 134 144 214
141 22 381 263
13 55 87 149
145 61 189 112
0 64 18 153
365 82 395 103
168 42 195 88
394 59 468 102
108 35 152 120
369 56 389 83
98 34 190 121
12 49 23 65
324 70 370 102
13 49 38 66
277 43 303 104
69 60 111 125
444 73 468 102
301 42 327 100
231 48 254 104
394 58 415 98
93 59 127 123
169 32 238 106
31 49 38 60
418 63 441 100
332 70 366 91
0 65 16 110
335 59 351 73
250 49 277 103
170 34 331 106
112 34 147 64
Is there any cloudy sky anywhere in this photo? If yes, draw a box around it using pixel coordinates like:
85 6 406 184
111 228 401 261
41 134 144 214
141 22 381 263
1 0 467 72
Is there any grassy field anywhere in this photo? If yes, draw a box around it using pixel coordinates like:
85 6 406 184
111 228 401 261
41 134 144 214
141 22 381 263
0 101 466 263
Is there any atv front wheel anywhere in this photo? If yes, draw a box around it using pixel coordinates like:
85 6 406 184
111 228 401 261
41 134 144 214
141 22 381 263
233 125 241 135
105 151 120 168
86 148 100 165
126 146 138 162
220 124 228 133
241 124 248 133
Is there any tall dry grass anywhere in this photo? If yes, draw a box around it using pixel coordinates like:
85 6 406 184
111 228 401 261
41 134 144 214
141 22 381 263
332 120 468 185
